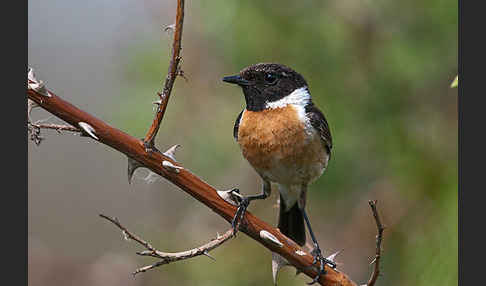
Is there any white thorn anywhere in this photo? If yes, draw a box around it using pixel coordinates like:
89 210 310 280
163 23 175 32
260 230 283 248
153 99 162 105
122 230 129 241
27 99 39 122
163 144 181 161
272 252 290 285
203 250 216 261
369 257 377 266
127 157 144 184
27 67 51 97
78 122 99 140
295 250 306 256
162 160 183 173
327 249 343 263
216 189 240 206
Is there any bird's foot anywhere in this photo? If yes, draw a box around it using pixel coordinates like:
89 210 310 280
307 244 337 285
229 189 250 236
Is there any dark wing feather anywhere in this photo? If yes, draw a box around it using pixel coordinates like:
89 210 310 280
305 103 332 156
233 110 243 141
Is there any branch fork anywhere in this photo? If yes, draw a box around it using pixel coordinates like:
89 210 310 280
99 214 234 276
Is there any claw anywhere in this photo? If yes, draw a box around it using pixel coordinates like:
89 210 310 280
230 189 249 236
231 199 249 235
306 244 336 285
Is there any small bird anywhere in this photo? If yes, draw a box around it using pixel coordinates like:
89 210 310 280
222 63 335 284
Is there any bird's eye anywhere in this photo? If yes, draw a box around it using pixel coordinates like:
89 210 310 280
264 73 278 84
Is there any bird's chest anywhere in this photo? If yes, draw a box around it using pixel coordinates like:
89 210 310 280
237 105 326 183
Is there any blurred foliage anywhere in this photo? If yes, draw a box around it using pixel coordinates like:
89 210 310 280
111 1 457 285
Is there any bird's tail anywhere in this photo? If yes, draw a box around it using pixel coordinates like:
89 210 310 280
277 194 306 246
272 194 306 284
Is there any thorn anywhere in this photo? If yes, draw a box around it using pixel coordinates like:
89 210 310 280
78 122 99 140
295 250 306 256
203 250 216 261
216 189 240 206
27 99 38 121
127 157 144 184
153 99 162 105
260 230 283 247
163 144 181 161
27 67 51 97
162 160 183 173
272 252 290 285
326 249 343 263
163 23 175 32
122 230 129 241
369 257 377 266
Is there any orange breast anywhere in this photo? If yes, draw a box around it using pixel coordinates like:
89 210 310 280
237 105 327 184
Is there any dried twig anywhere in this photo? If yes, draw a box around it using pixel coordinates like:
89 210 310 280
99 214 234 276
143 0 185 148
364 200 385 286
27 121 83 145
30 122 80 133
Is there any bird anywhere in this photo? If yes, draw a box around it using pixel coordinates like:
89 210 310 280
222 63 335 284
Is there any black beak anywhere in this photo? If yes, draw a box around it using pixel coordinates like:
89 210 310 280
222 75 250 86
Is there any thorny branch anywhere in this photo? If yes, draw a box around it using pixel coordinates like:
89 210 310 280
27 0 386 285
28 99 81 145
27 70 360 286
29 123 80 133
99 214 235 276
365 200 385 286
143 0 185 149
28 122 81 145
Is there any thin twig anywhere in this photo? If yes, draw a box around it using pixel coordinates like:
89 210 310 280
27 122 81 145
143 0 185 148
30 123 81 133
366 200 385 286
99 214 234 276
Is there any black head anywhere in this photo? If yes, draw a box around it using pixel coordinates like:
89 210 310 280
222 63 309 111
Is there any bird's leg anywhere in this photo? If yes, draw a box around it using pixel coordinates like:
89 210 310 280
230 180 271 235
302 208 337 285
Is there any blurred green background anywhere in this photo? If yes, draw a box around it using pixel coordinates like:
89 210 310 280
28 0 457 285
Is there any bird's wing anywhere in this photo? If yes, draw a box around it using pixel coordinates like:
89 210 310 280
305 103 332 155
233 110 244 141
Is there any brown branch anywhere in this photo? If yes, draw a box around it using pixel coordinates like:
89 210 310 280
27 82 359 286
99 214 234 276
143 0 185 148
366 200 385 286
